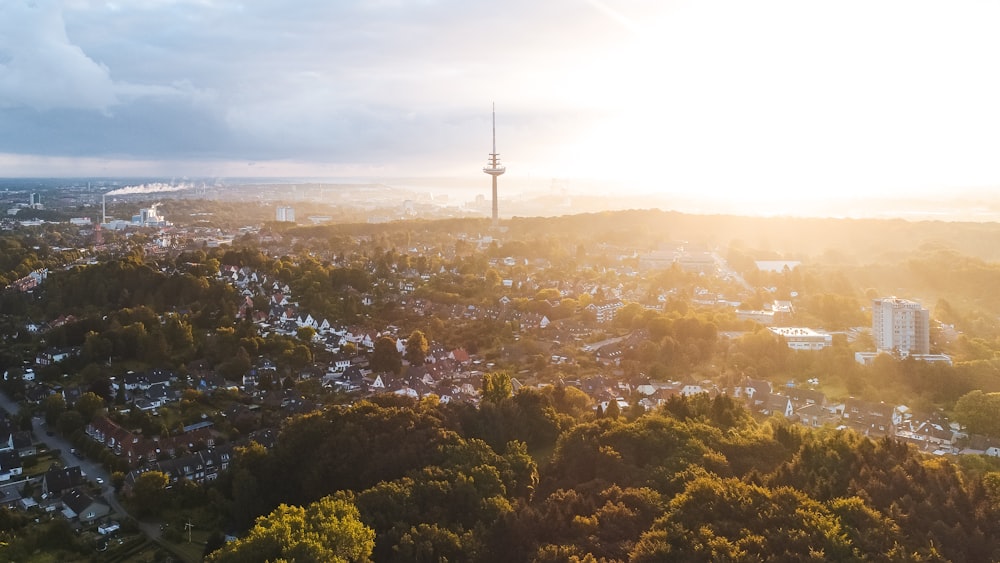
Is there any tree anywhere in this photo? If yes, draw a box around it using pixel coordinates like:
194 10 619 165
954 390 1000 437
207 496 374 563
481 371 513 403
395 523 468 562
370 336 402 374
404 330 429 366
283 344 313 370
542 384 593 418
218 346 252 380
485 268 502 288
631 476 862 562
43 394 66 427
76 392 105 423
203 531 228 559
297 326 317 343
130 470 170 518
605 399 621 420
164 314 195 357
56 410 84 436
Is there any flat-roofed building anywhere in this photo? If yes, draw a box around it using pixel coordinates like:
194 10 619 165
769 327 832 351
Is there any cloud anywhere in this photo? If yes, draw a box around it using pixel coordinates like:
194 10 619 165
17 0 998 203
0 0 118 111
0 0 618 170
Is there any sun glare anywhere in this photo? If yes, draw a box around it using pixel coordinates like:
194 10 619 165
534 0 1000 209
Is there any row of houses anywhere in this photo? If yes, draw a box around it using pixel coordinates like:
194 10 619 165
85 417 217 466
583 374 967 454
123 444 234 493
5 268 47 293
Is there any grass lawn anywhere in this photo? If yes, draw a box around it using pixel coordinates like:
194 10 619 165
161 529 212 562
24 456 63 477
117 538 204 563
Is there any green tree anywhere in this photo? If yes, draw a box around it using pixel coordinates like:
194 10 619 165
130 471 170 518
404 330 429 366
604 399 621 420
164 314 195 357
395 523 469 562
75 391 105 423
218 346 252 381
56 410 84 436
954 390 1000 436
542 384 593 418
207 496 374 563
482 371 513 403
297 326 318 343
43 394 66 427
370 336 402 374
631 475 868 562
485 268 502 287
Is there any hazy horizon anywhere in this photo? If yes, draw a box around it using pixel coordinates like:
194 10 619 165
4 174 1000 222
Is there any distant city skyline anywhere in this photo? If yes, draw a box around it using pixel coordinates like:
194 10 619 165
3 1 1000 212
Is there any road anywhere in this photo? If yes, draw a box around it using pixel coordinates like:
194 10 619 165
712 252 752 291
581 334 628 353
0 390 164 545
0 389 116 504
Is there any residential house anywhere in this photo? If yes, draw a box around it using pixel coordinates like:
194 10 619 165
61 488 110 524
0 484 23 508
794 403 839 428
12 431 35 458
764 394 794 418
841 398 896 437
24 386 51 404
962 435 1000 457
145 383 172 407
0 451 22 481
787 387 826 407
446 349 469 367
680 378 707 397
43 466 84 495
247 428 279 449
35 348 76 366
0 419 12 453
122 372 145 391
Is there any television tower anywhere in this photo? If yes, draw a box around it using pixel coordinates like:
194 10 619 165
483 104 505 227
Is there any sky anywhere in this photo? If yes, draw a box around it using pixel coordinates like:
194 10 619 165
2 0 1000 206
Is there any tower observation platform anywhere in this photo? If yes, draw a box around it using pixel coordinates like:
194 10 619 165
483 105 505 227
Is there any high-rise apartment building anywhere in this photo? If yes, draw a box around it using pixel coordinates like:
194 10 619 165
276 206 295 222
872 297 930 356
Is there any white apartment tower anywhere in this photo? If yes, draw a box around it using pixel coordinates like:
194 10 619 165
872 297 930 356
276 206 295 222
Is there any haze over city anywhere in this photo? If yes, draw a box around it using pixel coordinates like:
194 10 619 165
3 0 1000 217
13 4 1000 559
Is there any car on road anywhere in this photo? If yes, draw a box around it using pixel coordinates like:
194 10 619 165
95 477 104 485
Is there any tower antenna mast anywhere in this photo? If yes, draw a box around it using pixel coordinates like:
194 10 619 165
483 103 506 228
